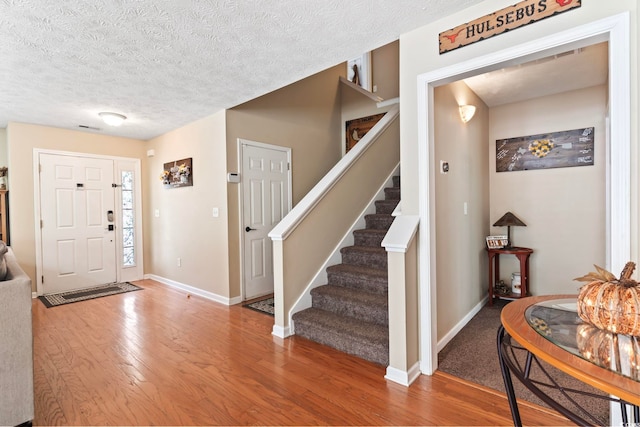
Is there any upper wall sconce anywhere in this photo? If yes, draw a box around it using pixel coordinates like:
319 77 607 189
459 105 476 123
99 112 127 127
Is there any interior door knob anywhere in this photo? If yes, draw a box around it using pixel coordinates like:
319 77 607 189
245 226 255 232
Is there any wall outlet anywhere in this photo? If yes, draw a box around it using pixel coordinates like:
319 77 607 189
177 257 181 267
154 209 160 218
212 207 219 217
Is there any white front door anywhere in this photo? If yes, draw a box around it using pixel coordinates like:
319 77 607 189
39 153 117 294
241 141 291 300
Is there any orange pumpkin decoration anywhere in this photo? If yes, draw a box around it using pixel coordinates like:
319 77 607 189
575 262 640 336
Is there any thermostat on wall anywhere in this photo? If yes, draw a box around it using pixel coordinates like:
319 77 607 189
227 172 240 183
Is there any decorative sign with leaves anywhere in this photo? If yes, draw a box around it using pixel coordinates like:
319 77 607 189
496 127 594 172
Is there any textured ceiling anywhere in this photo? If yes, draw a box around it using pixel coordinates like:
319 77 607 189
1 0 483 140
464 42 608 108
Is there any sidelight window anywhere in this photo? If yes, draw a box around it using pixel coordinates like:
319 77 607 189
121 171 135 267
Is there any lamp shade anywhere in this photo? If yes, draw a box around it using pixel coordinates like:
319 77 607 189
493 212 526 227
459 105 476 123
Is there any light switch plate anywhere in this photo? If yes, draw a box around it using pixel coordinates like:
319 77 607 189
440 160 449 174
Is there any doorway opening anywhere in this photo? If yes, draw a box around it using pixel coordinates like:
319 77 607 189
416 13 631 375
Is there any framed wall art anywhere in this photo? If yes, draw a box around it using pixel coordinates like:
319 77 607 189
496 127 594 172
345 113 385 153
161 157 193 188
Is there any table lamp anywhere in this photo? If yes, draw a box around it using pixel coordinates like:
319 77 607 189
493 212 526 248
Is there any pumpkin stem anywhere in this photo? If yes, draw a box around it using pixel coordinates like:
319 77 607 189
619 261 638 287
620 262 636 280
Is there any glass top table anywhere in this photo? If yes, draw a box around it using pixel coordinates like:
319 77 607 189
525 298 640 382
498 295 640 426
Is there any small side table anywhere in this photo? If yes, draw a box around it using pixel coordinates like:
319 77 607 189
487 247 533 305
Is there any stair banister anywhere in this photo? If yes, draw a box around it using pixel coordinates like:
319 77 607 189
269 105 400 338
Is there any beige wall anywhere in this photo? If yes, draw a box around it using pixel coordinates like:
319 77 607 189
0 129 7 168
434 81 490 338
489 85 607 296
371 40 399 101
144 111 230 297
6 122 147 288
400 1 638 345
225 64 345 298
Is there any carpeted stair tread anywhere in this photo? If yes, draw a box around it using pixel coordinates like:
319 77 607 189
311 285 388 326
353 228 388 247
293 307 389 365
326 264 387 294
340 245 387 269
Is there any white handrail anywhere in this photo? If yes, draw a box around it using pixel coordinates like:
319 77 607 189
269 104 399 241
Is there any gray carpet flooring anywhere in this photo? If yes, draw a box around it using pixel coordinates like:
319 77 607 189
438 299 609 425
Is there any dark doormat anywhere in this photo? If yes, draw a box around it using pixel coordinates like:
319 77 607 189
38 282 143 308
243 297 274 316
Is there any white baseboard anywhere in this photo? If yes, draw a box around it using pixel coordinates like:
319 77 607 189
144 274 242 306
385 361 421 386
437 296 489 353
272 324 291 338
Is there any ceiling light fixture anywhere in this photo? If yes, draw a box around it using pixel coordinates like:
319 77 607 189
459 105 476 123
99 112 127 127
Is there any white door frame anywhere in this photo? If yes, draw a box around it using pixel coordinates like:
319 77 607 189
238 138 292 301
417 13 631 374
33 149 145 295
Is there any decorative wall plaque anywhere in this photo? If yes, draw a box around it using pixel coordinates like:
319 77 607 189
439 0 581 54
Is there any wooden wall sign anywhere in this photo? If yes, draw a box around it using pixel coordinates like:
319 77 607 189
345 113 385 153
495 127 594 172
439 0 581 54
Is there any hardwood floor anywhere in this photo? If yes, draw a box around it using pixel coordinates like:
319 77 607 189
32 279 570 426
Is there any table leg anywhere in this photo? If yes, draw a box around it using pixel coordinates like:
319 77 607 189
497 326 522 427
488 253 495 306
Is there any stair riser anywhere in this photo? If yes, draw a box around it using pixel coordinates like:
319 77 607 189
353 231 385 247
365 215 394 230
342 250 387 269
375 200 399 215
293 320 389 366
392 175 400 188
327 270 387 294
312 293 388 326
385 187 400 201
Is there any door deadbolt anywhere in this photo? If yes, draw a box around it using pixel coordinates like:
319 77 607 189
107 210 114 222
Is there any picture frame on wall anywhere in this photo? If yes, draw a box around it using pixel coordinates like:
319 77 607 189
345 113 385 153
347 52 372 91
161 157 193 188
496 127 594 172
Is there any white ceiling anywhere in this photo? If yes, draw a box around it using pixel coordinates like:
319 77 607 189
463 42 609 107
1 0 485 140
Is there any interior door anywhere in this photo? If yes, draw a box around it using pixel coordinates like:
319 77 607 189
242 143 291 300
40 153 117 294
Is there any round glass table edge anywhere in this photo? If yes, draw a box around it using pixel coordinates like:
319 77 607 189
525 297 640 383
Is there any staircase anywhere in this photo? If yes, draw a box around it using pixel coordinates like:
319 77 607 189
292 176 400 365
